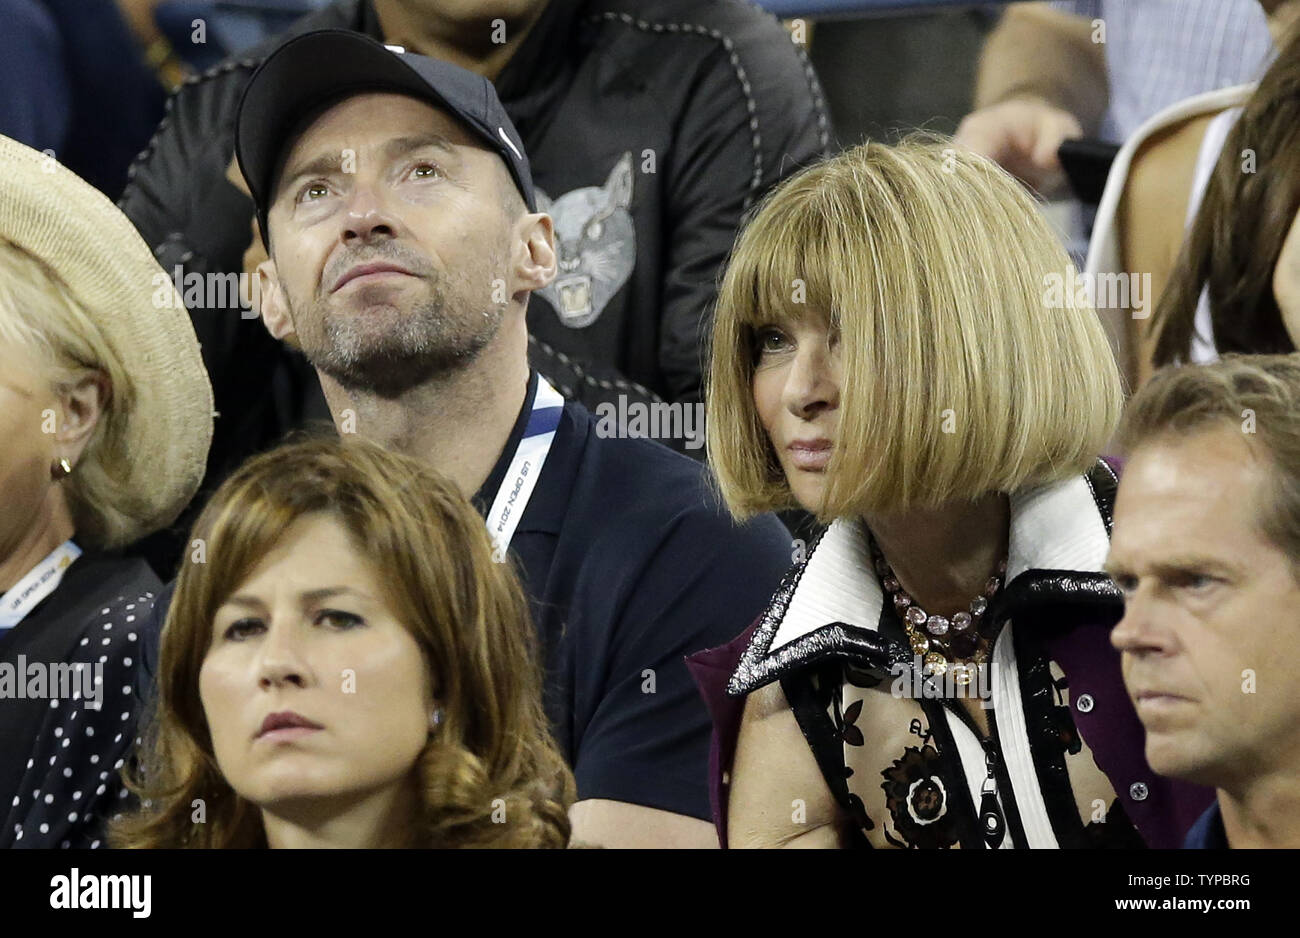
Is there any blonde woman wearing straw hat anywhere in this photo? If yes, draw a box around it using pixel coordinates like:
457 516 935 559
0 135 212 848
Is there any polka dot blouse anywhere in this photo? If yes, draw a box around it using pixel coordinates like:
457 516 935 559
4 590 155 849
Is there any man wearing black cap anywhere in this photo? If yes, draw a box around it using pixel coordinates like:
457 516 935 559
138 29 795 848
117 0 829 542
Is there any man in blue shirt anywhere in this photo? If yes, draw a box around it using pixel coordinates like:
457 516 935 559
1105 355 1300 849
141 30 792 847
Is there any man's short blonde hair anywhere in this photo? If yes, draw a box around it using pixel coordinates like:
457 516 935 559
707 137 1124 521
0 240 142 549
1119 353 1300 569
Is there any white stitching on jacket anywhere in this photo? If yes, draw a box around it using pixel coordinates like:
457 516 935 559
118 59 260 198
589 11 765 205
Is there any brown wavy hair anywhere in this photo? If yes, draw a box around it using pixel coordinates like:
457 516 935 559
111 434 574 848
1152 22 1300 366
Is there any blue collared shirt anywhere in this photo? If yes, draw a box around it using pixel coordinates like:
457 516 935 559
467 371 793 819
1184 799 1229 849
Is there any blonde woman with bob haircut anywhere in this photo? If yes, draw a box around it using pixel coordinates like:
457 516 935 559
688 137 1214 849
112 435 574 848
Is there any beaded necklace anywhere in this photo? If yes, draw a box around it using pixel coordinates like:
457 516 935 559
869 538 1007 687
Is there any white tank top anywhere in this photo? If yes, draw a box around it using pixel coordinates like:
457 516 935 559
1185 106 1245 363
1084 84 1255 371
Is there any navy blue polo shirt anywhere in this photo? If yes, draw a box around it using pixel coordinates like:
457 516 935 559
1184 799 1228 849
141 371 793 820
470 371 792 817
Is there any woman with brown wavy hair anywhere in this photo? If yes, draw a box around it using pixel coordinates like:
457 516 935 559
111 435 573 848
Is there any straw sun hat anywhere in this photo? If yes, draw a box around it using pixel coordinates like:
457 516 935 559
0 134 213 543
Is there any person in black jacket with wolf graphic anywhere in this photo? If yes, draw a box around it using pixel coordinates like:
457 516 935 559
118 0 829 568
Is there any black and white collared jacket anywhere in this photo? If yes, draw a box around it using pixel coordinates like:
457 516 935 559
690 460 1214 849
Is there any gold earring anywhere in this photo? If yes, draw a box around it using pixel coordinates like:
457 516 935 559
50 458 73 480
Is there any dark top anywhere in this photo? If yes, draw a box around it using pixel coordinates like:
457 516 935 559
0 0 165 199
141 372 793 820
0 552 160 848
117 0 830 496
688 460 1215 848
1184 799 1228 849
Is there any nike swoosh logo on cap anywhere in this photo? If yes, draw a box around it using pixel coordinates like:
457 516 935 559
498 127 523 161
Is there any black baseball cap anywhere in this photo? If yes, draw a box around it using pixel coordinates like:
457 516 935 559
235 29 536 247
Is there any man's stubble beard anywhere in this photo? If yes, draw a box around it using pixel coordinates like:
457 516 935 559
291 265 505 400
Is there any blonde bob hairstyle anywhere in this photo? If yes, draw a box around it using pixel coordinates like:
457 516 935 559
708 136 1124 521
112 434 575 848
0 240 142 549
